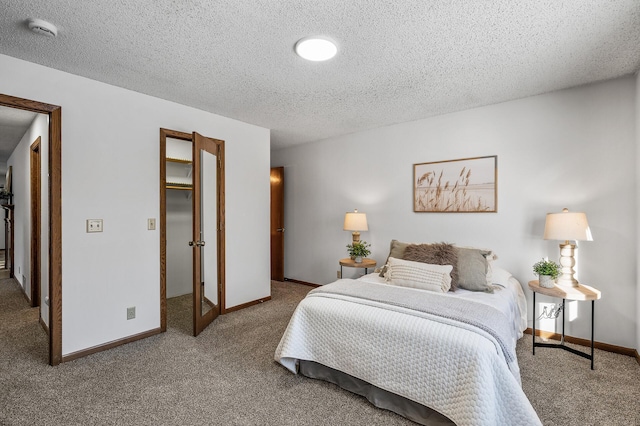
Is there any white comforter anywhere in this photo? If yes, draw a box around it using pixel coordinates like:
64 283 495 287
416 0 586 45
275 269 541 426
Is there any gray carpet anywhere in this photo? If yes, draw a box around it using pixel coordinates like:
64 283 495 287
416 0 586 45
0 277 638 425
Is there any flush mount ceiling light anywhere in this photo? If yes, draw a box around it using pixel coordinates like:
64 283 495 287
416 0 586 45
27 18 58 37
295 36 337 61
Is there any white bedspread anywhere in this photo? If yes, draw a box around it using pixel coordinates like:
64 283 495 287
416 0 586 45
275 270 541 426
359 267 528 340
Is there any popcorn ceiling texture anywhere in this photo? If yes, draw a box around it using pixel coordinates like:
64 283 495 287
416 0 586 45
1 0 639 149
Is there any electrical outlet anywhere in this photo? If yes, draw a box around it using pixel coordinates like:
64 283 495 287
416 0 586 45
337 270 341 279
127 306 136 320
86 219 103 233
147 218 156 230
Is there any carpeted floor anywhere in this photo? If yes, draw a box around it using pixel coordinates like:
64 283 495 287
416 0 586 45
0 277 638 425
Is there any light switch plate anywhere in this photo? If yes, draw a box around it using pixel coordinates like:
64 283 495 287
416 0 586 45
147 218 156 230
87 219 103 233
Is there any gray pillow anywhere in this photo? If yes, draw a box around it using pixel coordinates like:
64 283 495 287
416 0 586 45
455 247 493 293
402 243 459 291
379 239 411 277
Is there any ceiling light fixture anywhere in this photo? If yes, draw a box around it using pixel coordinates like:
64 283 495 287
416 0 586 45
295 36 337 61
27 18 58 37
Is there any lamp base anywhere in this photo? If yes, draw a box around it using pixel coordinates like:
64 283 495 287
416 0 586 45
351 231 361 245
556 275 579 287
556 242 580 287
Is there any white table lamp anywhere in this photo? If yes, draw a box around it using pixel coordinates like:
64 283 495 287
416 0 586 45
344 209 368 244
543 208 593 287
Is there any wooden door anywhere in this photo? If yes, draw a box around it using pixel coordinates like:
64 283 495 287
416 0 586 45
270 167 284 281
191 132 225 336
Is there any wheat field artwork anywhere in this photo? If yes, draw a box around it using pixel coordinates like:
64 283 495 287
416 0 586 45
414 156 497 212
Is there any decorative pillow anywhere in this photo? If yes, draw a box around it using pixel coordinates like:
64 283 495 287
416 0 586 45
454 246 494 293
384 257 452 293
490 266 512 288
378 239 411 277
402 243 459 291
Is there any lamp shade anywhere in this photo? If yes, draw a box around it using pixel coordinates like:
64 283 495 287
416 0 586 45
543 208 593 242
343 210 368 231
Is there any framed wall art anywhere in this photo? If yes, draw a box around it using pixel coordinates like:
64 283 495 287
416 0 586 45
413 155 497 213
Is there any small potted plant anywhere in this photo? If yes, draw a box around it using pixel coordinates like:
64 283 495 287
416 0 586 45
532 258 560 288
346 241 371 263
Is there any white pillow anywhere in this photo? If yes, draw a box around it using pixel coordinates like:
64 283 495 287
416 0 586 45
384 257 452 293
490 266 512 288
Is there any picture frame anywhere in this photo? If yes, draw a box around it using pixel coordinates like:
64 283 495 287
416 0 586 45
413 155 497 213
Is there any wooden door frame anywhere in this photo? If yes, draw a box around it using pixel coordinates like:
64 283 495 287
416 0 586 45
159 128 226 333
0 93 62 366
30 137 41 308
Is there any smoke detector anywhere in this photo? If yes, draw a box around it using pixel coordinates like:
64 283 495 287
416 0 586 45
27 18 58 37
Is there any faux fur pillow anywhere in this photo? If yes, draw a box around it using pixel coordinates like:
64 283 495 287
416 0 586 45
402 243 458 291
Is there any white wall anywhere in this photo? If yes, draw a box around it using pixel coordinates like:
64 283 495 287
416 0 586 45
7 113 50 327
0 54 271 356
272 76 637 350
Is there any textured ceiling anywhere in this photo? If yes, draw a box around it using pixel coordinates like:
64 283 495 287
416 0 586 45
1 1 639 150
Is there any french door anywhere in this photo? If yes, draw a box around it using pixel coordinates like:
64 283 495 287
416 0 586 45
191 132 225 336
159 128 225 338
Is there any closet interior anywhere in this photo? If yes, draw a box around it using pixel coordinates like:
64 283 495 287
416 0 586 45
165 136 193 327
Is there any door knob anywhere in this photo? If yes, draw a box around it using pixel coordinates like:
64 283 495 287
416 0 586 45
277 228 285 232
189 240 206 246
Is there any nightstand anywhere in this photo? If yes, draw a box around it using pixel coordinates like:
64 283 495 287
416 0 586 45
528 280 601 369
339 258 376 278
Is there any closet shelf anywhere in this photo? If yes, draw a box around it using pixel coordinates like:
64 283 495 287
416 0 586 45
166 159 192 188
166 184 192 191
166 157 192 164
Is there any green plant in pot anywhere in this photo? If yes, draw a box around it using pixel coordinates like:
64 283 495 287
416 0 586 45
347 241 371 263
532 258 560 288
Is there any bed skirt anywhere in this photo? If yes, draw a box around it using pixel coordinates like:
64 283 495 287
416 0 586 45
299 360 456 426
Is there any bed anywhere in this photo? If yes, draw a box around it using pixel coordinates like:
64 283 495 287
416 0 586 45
275 242 542 426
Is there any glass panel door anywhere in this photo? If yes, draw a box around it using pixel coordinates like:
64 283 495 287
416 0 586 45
192 132 221 336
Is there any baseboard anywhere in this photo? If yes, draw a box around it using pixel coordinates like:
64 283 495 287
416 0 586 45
17 281 31 304
224 296 272 314
524 328 639 364
39 316 49 334
283 277 321 288
61 327 163 363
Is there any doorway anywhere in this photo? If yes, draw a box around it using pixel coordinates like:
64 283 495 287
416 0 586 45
159 128 225 337
0 93 62 366
30 137 41 309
